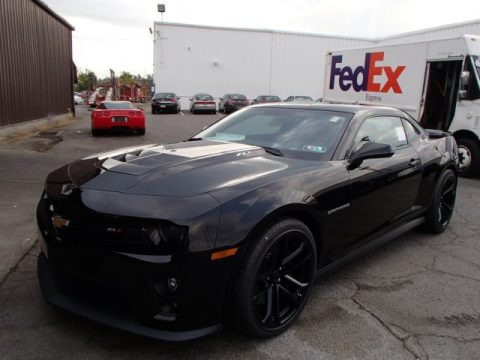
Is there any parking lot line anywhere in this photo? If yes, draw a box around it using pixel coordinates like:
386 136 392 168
180 111 185 116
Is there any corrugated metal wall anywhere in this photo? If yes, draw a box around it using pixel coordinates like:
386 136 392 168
0 0 74 127
377 20 480 45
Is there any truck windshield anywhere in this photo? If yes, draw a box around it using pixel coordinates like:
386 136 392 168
466 56 480 100
474 56 480 80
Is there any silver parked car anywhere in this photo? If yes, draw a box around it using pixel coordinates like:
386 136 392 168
190 93 216 114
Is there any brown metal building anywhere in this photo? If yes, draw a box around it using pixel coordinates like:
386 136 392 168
0 0 75 127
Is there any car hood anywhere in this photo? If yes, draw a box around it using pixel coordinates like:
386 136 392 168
52 140 319 197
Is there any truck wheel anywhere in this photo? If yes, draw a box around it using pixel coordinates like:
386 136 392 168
423 169 457 233
230 218 316 338
457 138 480 177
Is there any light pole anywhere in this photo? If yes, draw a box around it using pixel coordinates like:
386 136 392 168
154 4 166 97
158 4 165 22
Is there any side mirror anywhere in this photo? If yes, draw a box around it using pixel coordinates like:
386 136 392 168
461 71 470 87
459 90 467 100
348 142 394 169
189 98 193 101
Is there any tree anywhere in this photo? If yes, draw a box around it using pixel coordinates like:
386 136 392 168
119 71 135 85
76 69 97 92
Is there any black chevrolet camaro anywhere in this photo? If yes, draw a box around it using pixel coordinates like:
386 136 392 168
37 104 458 341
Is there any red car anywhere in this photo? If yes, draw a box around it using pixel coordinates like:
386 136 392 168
91 101 145 136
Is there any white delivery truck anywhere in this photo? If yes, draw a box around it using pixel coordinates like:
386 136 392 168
323 35 480 177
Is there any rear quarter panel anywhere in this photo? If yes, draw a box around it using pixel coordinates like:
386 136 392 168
415 134 458 208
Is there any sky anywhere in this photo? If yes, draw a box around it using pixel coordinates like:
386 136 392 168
43 0 480 78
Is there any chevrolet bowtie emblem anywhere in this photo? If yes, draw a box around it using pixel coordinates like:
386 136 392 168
60 183 76 196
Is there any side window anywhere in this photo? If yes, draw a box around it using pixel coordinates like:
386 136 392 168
353 116 408 152
402 118 421 145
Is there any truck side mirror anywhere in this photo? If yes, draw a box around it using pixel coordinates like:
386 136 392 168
461 71 470 87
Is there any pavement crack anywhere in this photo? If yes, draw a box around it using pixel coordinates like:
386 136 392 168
347 277 424 360
415 332 480 344
0 239 39 287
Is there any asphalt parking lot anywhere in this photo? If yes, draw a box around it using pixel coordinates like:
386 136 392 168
0 105 479 359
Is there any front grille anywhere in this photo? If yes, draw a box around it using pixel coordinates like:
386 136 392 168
38 191 187 255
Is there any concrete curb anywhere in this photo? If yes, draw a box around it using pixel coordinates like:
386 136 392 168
0 111 74 143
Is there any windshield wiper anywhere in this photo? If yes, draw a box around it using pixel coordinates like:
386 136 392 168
261 146 284 157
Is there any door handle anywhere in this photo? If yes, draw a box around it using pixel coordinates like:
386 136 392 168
409 158 421 167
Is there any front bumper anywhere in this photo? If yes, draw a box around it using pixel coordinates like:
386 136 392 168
37 253 222 341
36 194 237 341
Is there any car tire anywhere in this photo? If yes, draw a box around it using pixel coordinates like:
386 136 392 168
191 109 196 115
152 108 156 114
92 129 100 136
457 138 480 177
423 169 457 234
137 129 145 136
230 218 316 338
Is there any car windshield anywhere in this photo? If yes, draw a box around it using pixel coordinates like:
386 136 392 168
101 102 134 109
156 93 175 98
196 94 213 100
195 107 352 160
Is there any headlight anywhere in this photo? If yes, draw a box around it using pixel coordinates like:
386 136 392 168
145 222 188 250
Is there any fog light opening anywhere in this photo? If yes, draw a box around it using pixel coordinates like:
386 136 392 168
167 277 178 292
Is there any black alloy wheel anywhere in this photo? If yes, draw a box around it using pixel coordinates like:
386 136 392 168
424 169 457 233
437 174 456 228
231 218 316 337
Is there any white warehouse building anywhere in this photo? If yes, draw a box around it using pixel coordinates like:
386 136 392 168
152 19 480 105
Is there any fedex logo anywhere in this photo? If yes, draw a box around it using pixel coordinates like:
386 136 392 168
329 52 406 94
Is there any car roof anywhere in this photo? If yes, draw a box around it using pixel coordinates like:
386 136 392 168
250 102 409 117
